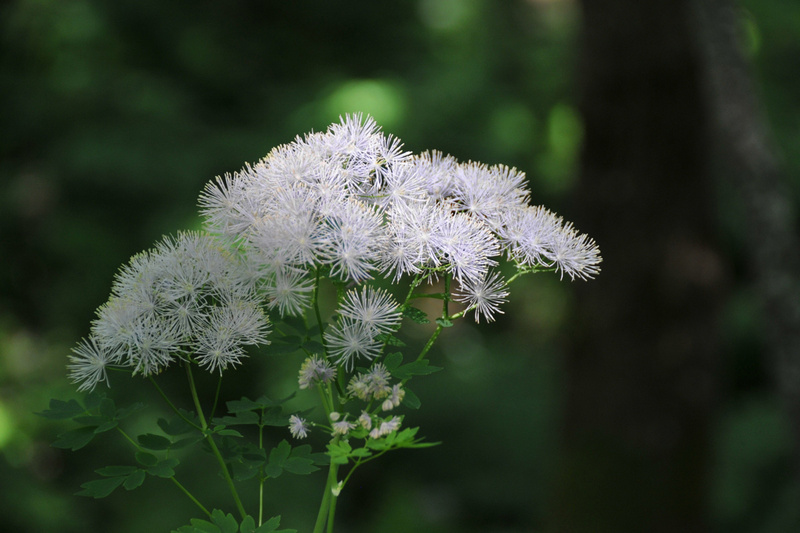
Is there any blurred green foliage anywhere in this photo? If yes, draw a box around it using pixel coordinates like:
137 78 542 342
1 0 798 531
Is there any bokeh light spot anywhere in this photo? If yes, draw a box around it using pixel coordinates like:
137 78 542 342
323 79 406 130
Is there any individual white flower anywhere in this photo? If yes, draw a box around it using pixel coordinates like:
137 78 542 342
497 205 562 267
324 317 381 370
369 416 402 439
434 212 499 284
546 223 602 281
264 267 314 317
386 199 450 272
318 198 385 283
332 419 356 436
247 189 323 270
193 331 245 374
450 161 528 227
126 316 181 376
379 162 429 210
415 150 458 200
325 113 382 161
289 415 309 439
337 286 402 336
199 171 261 237
381 384 405 411
193 299 270 373
347 363 392 401
298 355 337 389
455 271 509 323
68 336 121 392
164 297 207 339
379 218 425 282
264 141 324 187
358 411 372 430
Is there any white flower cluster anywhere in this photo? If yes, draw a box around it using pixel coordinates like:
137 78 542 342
347 363 404 411
200 113 601 325
68 232 270 391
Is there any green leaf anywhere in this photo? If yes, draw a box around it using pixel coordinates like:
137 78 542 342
158 416 196 435
307 322 323 338
260 407 289 427
226 398 261 413
93 420 119 434
135 451 158 467
281 316 308 335
232 461 259 482
283 456 318 475
77 476 125 498
96 465 138 477
73 415 107 426
267 336 303 355
37 398 85 420
375 333 405 347
239 516 257 533
265 440 291 478
257 393 296 408
435 317 453 328
301 340 325 353
326 440 353 465
174 518 219 533
216 411 260 426
82 391 106 410
138 433 172 450
210 510 239 533
115 402 145 420
391 359 443 380
402 306 430 324
147 458 179 478
53 426 97 450
123 469 146 490
254 516 282 533
99 397 116 418
403 387 421 409
383 352 403 371
366 437 389 450
217 429 244 437
172 436 201 449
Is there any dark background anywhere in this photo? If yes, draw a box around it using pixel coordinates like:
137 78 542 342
2 0 799 531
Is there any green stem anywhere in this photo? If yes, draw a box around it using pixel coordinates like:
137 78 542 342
149 377 202 431
414 324 443 364
210 373 224 420
312 476 332 533
313 454 341 533
258 424 264 526
313 267 329 356
327 474 338 533
171 477 213 518
116 426 210 518
185 362 248 521
442 273 450 318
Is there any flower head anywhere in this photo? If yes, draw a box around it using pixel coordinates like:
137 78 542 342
68 336 120 392
298 355 337 389
73 231 270 388
289 415 309 439
324 318 381 371
338 286 401 336
455 271 510 324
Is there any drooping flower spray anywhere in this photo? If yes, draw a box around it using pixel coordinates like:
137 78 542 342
46 114 601 533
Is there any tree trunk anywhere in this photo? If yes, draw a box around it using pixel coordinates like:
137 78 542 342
551 1 725 531
694 0 800 469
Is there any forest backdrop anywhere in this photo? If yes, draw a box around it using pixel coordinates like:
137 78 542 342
1 0 799 532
